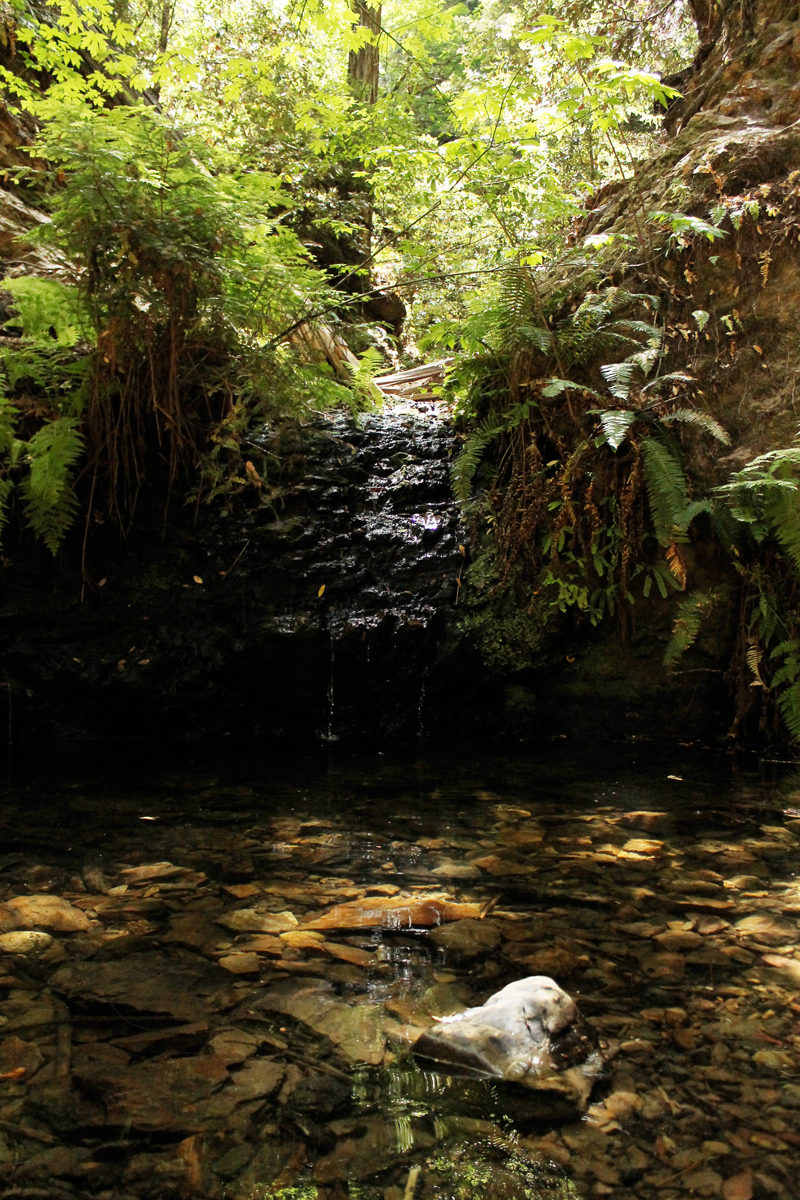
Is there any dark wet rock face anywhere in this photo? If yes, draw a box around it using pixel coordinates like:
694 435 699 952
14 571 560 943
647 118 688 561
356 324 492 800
238 403 466 739
413 976 601 1111
4 400 474 741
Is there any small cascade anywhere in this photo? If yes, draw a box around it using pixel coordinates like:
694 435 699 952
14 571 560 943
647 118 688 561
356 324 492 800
229 395 466 739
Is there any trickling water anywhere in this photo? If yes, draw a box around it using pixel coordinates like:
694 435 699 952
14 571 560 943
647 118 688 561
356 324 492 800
240 398 465 738
323 627 338 743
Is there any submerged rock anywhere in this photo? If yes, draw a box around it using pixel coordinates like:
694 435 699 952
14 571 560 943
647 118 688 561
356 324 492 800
0 894 90 933
413 976 601 1110
301 893 483 930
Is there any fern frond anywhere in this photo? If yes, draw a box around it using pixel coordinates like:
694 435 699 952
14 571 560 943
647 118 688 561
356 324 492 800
451 416 505 502
764 487 800 572
641 372 693 393
660 408 730 444
19 417 84 553
0 477 13 542
598 409 636 451
600 361 635 399
746 641 768 688
610 318 662 339
641 436 689 546
664 587 727 668
666 542 687 589
715 448 800 497
776 680 800 740
542 378 601 399
709 499 744 554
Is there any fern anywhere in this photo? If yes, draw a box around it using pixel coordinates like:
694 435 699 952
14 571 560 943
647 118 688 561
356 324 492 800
1 277 90 347
764 487 800 572
641 436 690 546
664 587 727 668
542 378 601 399
600 360 636 399
709 499 744 554
18 418 84 553
598 409 636 451
451 415 506 502
659 409 730 443
641 372 693 394
770 639 800 741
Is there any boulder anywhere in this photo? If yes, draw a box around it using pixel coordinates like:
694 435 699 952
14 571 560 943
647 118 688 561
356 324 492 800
413 975 601 1110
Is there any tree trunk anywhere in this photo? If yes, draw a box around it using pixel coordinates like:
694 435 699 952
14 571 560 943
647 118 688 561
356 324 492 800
348 0 381 106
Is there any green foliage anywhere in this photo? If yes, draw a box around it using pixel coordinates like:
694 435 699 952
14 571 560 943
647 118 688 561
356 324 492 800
664 588 727 669
29 102 353 518
2 277 90 346
770 639 800 741
0 386 84 553
649 210 726 247
19 416 84 552
640 436 692 548
451 411 521 502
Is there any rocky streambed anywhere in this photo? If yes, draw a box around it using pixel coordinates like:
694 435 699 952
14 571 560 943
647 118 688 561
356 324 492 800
0 746 799 1200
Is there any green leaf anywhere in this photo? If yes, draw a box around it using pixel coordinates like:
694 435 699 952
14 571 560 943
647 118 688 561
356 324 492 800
598 409 636 451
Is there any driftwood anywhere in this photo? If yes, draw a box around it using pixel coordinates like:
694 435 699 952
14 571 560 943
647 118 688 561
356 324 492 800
373 358 452 402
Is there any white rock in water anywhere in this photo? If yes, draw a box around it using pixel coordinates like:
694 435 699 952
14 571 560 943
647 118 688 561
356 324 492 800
0 930 55 956
413 975 600 1109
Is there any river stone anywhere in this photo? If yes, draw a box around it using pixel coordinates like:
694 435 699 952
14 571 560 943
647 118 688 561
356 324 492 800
735 914 798 945
74 1054 231 1132
218 951 260 974
431 861 483 880
227 1058 284 1100
257 977 385 1064
119 862 195 883
0 1034 44 1077
0 895 90 933
216 908 298 934
429 918 501 956
301 893 482 930
208 1028 260 1064
49 951 229 1021
0 930 58 958
413 976 600 1109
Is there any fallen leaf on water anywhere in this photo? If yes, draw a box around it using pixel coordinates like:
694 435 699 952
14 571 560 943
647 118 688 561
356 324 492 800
193 575 203 584
318 584 326 597
722 1169 753 1200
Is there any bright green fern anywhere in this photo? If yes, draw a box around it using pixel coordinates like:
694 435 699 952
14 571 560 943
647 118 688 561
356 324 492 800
18 417 84 554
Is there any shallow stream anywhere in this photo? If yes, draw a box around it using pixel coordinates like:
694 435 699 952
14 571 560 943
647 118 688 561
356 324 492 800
1 742 799 1200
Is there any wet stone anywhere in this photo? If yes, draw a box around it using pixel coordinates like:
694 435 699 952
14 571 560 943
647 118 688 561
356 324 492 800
216 908 298 934
208 1028 260 1064
0 1033 45 1077
0 930 62 959
49 951 229 1022
413 976 600 1109
218 951 260 974
0 895 91 933
428 917 502 956
257 977 386 1064
76 1054 231 1132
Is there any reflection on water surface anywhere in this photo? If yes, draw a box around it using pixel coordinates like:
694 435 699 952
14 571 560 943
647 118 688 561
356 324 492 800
0 743 799 1200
